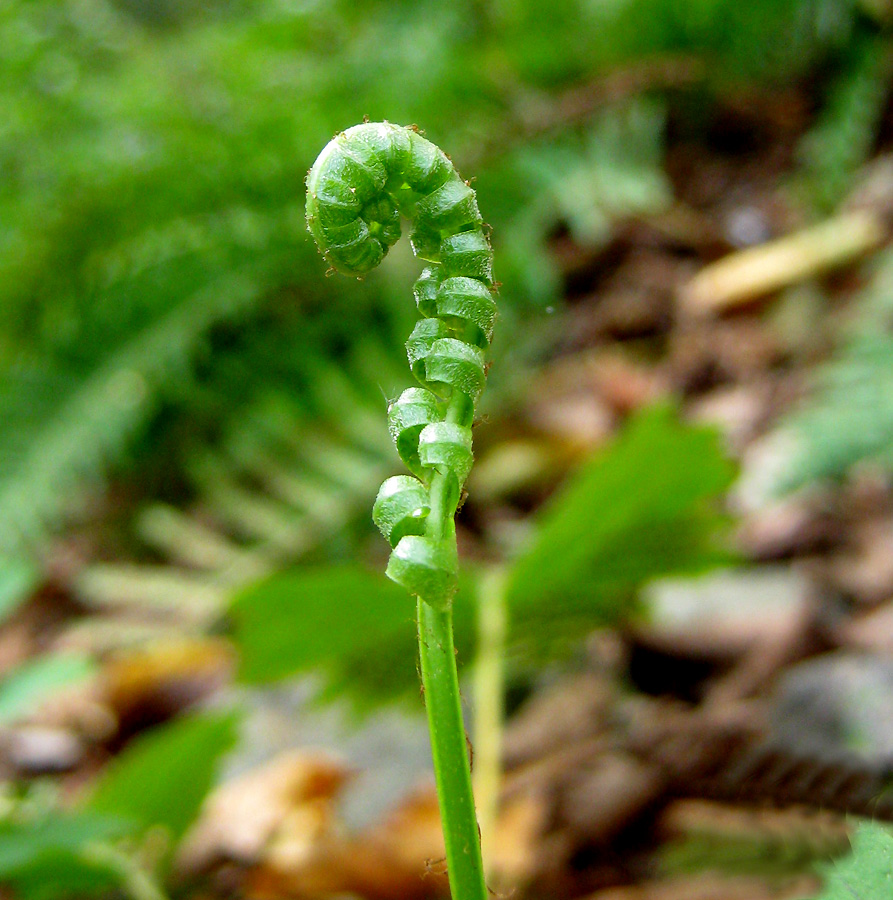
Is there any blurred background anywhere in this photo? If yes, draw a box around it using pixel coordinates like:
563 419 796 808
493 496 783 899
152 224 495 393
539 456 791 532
3 1 893 898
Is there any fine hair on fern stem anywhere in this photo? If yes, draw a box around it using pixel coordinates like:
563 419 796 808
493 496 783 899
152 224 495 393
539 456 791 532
306 122 494 900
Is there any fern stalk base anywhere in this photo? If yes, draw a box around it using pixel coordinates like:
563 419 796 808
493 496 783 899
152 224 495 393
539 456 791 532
418 598 488 900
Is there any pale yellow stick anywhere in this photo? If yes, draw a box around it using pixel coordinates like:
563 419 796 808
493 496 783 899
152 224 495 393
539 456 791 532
681 209 886 314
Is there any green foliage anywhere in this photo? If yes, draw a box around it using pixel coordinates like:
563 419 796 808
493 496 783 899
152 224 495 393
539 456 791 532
0 267 283 554
230 408 735 706
539 101 672 247
485 100 671 303
0 809 131 900
183 349 397 559
60 327 410 654
663 832 841 881
0 654 96 725
0 0 387 554
781 331 893 488
87 710 239 844
798 35 892 212
774 250 893 492
496 0 864 86
232 566 417 686
812 821 893 899
0 0 878 560
0 712 238 897
0 558 39 625
0 712 239 898
0 1 312 553
231 558 481 710
507 406 735 652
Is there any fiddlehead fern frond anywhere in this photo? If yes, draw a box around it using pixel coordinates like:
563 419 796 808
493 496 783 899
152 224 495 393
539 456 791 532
307 122 493 900
306 122 496 610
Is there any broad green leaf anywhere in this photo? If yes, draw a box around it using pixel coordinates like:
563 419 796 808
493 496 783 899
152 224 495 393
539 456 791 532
0 654 96 725
0 558 38 625
771 249 893 493
0 811 130 900
813 821 893 899
506 406 735 648
87 711 239 843
231 564 480 710
232 565 418 685
317 570 479 712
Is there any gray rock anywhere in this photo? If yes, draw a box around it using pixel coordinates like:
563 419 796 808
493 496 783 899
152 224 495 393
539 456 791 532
641 565 810 655
771 651 893 765
7 725 85 774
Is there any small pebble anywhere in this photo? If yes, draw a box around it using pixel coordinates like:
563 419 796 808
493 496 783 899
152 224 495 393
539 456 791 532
7 725 85 774
724 206 771 247
771 652 893 764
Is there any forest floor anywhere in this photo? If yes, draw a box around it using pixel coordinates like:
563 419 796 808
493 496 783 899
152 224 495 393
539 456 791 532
4 87 893 900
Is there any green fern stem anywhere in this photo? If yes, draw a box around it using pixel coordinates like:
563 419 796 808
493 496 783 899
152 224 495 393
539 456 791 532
418 598 483 897
306 122 494 900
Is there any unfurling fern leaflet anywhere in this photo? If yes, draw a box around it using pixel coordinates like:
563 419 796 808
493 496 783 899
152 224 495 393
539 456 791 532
306 122 493 900
306 122 495 605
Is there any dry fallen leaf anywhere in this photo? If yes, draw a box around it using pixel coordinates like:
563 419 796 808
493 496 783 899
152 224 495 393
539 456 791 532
102 636 234 733
178 749 351 876
245 783 445 900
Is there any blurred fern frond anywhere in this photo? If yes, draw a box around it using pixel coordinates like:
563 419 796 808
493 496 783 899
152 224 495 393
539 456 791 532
0 0 407 554
498 0 868 85
518 100 672 247
798 35 892 211
0 259 296 555
484 99 672 305
66 331 406 644
773 250 893 492
0 0 884 557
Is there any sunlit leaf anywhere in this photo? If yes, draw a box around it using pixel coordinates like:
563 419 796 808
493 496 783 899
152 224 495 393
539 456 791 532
0 557 37 625
232 566 417 685
231 564 484 711
506 405 735 651
812 821 893 899
0 811 130 900
87 711 239 843
0 654 96 725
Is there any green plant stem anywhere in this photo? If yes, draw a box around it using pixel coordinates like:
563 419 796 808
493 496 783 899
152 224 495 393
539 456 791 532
426 397 467 541
307 122 491 900
473 565 507 879
82 842 170 900
418 598 487 900
416 391 487 900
